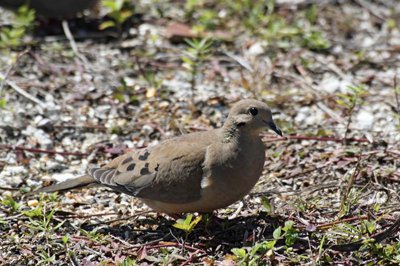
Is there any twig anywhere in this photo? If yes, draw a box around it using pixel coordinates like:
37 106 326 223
62 20 91 70
343 100 357 145
0 72 46 108
109 234 137 248
353 0 386 21
146 241 206 254
0 49 30 95
0 144 88 157
262 134 370 143
316 102 344 124
58 212 120 219
393 75 400 126
317 215 369 229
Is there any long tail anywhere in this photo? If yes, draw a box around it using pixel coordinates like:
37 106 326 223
26 175 95 195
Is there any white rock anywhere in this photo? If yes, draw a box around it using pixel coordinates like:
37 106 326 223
247 41 267 56
355 109 374 129
0 166 25 186
319 74 352 93
51 173 76 182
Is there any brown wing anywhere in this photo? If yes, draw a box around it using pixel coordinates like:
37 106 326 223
87 130 217 203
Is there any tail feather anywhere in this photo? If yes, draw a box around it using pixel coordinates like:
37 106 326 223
27 175 95 195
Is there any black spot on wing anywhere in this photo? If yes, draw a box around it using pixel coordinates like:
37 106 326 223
140 162 150 175
122 157 134 165
138 151 150 161
127 163 136 171
154 163 160 171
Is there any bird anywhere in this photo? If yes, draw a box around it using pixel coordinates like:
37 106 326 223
28 99 282 214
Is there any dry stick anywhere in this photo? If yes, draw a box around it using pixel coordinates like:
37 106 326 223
262 134 370 143
0 72 46 108
393 75 400 126
146 242 206 254
0 144 88 157
354 0 386 21
0 49 29 96
316 102 344 124
61 20 91 70
58 212 121 219
317 215 370 229
343 100 358 145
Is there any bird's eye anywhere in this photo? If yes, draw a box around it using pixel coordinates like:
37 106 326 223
248 107 258 116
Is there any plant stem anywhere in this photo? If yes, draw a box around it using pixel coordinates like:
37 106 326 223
393 75 400 126
343 101 357 145
190 61 197 104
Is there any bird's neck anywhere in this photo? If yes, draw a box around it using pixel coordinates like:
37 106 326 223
221 122 259 144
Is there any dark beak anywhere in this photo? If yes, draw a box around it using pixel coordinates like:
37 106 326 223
266 121 283 136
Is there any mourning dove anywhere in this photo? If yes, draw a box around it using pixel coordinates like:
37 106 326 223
29 99 282 214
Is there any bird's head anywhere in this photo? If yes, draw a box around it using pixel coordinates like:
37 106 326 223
226 99 282 136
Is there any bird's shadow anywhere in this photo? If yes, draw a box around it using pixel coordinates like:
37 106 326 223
81 212 281 254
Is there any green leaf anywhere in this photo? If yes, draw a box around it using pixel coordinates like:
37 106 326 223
188 215 202 231
99 20 116 30
232 248 247 258
261 195 273 214
22 206 43 218
62 235 69 244
0 98 6 108
120 256 136 266
273 226 282 239
283 220 294 231
264 240 276 249
1 195 21 211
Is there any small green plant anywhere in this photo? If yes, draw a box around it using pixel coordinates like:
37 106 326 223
336 84 367 143
366 241 400 264
1 195 21 212
306 4 318 24
231 220 299 265
231 240 276 265
37 249 56 265
339 187 363 218
302 30 330 50
100 0 133 35
0 5 35 49
24 205 64 234
172 213 202 238
182 38 213 99
120 256 136 266
80 228 106 243
273 220 299 247
113 78 139 104
184 0 219 32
